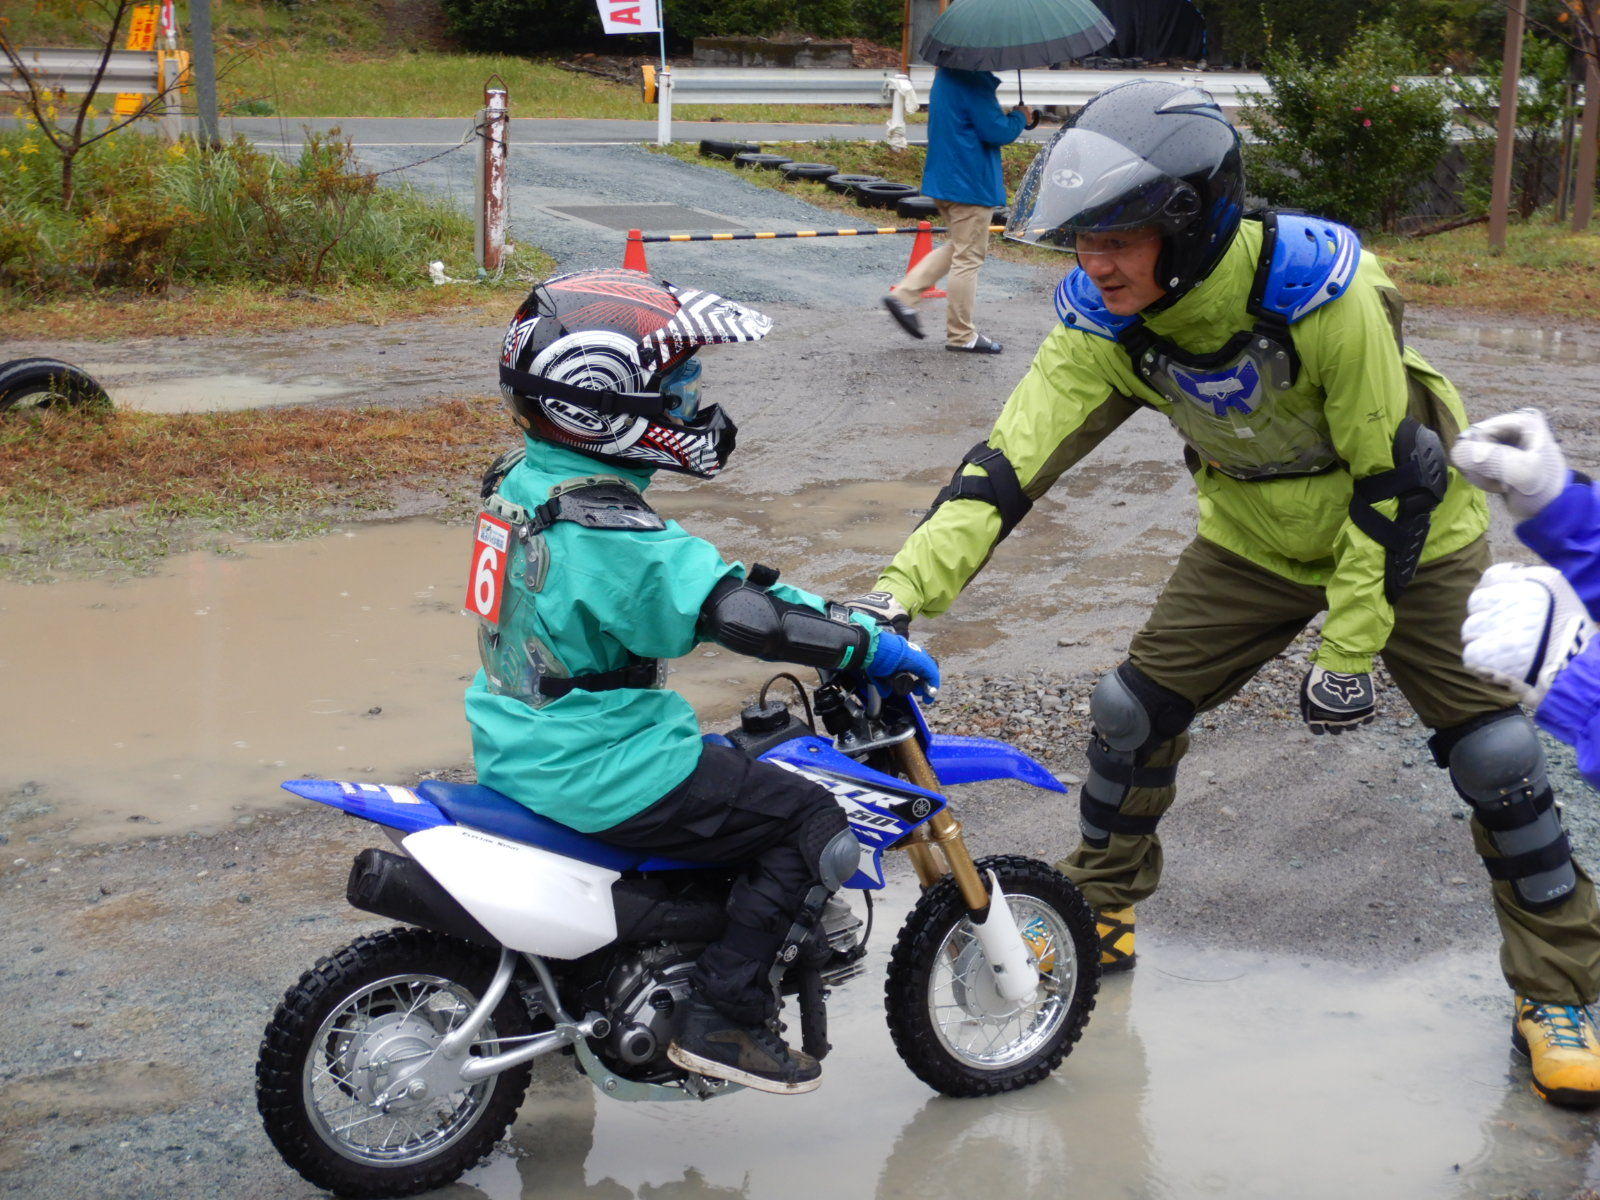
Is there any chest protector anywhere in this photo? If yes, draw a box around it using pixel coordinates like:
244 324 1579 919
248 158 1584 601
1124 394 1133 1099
1055 212 1362 482
476 448 667 707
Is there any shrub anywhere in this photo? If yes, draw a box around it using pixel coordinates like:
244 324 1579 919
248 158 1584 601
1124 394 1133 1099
0 128 474 298
1241 23 1453 232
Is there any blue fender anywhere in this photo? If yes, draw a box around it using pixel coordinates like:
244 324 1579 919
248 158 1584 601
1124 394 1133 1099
925 734 1069 794
282 778 451 835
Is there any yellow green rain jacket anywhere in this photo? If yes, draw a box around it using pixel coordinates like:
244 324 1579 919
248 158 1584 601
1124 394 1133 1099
877 216 1488 675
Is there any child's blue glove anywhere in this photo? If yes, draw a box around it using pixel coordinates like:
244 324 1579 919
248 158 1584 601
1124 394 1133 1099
866 631 941 704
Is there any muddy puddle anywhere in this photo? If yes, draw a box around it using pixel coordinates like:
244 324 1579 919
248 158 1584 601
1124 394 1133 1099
72 362 360 413
0 479 955 847
449 878 1600 1200
1410 320 1600 368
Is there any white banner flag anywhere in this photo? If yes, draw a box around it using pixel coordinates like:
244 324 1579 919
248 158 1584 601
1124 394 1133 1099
596 0 660 34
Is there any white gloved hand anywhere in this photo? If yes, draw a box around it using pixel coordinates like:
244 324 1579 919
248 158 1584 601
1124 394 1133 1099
1462 562 1594 705
1450 408 1569 521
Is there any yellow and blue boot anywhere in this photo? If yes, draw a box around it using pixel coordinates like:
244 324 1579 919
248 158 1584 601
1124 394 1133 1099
1096 906 1136 974
1513 997 1600 1107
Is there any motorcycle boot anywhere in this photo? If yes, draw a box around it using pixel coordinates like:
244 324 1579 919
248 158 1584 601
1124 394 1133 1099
1513 996 1600 1107
1097 906 1136 973
669 997 822 1095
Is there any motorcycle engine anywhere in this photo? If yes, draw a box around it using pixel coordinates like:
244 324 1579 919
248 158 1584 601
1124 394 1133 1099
599 944 698 1080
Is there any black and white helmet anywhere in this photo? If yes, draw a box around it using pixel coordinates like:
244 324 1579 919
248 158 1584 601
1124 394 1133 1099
498 267 772 478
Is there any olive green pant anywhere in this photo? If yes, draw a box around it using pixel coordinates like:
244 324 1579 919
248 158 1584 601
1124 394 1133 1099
1058 534 1600 1005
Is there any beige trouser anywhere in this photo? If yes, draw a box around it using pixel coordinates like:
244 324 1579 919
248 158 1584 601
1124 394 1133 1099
888 199 992 347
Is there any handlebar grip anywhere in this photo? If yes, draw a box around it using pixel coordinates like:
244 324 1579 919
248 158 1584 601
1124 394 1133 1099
888 670 919 697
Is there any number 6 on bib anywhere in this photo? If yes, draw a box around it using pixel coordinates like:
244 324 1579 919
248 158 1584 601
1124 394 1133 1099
464 511 512 624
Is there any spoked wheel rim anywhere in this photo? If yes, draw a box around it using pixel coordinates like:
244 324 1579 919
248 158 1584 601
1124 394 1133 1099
926 897 1078 1071
301 971 498 1166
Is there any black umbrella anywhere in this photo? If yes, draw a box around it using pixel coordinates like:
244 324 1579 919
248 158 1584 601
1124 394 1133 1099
919 0 1116 105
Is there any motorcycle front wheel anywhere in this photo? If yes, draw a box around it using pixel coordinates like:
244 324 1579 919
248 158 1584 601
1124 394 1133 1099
885 855 1099 1097
256 927 534 1199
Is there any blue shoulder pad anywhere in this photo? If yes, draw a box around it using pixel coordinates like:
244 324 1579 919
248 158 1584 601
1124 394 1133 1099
1256 213 1361 324
1054 269 1138 342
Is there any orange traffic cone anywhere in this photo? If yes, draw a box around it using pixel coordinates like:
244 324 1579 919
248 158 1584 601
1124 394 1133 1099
895 220 946 300
622 229 650 274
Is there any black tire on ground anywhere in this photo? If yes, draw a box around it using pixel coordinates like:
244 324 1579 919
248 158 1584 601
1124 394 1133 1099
0 357 111 414
781 162 838 182
257 927 534 1199
825 172 883 194
993 207 1011 226
733 152 793 170
896 195 940 220
699 139 758 160
854 182 920 209
884 855 1099 1098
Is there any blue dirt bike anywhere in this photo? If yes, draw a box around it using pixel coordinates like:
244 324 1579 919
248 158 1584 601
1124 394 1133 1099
256 671 1098 1198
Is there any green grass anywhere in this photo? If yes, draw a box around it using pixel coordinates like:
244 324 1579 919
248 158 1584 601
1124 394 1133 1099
223 50 920 123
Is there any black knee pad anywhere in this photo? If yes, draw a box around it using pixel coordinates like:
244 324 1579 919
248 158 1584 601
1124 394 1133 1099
797 805 856 891
1432 708 1575 912
1079 663 1195 847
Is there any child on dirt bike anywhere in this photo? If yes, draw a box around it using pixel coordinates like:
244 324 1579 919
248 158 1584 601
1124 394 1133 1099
464 268 939 1095
1455 408 1600 792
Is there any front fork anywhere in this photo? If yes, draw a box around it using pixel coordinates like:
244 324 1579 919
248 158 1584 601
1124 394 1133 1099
891 736 1041 1004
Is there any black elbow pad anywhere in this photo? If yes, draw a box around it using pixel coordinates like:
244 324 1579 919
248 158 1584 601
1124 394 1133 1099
1349 418 1449 603
699 577 870 671
918 441 1034 540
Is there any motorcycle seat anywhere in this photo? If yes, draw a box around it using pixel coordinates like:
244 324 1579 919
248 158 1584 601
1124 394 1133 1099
413 781 720 873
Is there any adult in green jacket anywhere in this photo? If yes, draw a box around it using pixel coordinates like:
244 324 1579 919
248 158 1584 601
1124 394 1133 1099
470 268 939 1095
850 81 1600 1106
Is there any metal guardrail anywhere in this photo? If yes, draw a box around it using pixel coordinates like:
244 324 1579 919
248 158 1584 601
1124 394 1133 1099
5 46 166 94
3 45 189 140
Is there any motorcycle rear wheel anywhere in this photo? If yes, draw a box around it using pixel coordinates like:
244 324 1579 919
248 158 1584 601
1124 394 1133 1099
885 855 1098 1097
256 926 533 1198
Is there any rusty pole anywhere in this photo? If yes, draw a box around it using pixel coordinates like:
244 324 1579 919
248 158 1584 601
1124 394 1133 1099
1487 3 1525 250
477 81 509 271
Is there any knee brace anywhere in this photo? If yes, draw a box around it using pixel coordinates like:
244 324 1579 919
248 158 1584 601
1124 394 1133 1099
1430 709 1575 912
1080 663 1196 847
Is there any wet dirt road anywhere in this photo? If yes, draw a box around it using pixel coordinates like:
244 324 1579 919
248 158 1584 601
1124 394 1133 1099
6 299 1600 1198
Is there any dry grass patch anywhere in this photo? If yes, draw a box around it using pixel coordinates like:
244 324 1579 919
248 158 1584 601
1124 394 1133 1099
1367 219 1600 320
0 280 523 341
0 399 512 577
1 399 506 517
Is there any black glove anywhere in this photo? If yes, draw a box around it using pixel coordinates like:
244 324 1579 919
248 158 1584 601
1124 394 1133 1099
844 591 911 636
1300 665 1377 735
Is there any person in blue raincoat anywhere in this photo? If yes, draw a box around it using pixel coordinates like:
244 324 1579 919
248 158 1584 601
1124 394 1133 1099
1456 408 1600 789
883 68 1031 354
1456 407 1600 1103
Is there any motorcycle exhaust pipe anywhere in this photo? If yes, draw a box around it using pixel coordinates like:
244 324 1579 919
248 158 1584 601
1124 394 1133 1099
347 847 498 948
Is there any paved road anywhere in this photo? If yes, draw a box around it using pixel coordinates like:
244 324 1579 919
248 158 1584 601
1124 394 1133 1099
238 118 1057 310
227 114 1062 147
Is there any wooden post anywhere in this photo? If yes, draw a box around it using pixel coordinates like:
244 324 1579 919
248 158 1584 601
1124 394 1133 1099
1574 51 1599 232
900 0 912 74
1487 3 1525 250
1557 79 1577 222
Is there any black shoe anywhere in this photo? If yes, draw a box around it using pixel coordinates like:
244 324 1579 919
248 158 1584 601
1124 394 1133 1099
668 999 822 1095
883 295 925 340
946 334 1003 354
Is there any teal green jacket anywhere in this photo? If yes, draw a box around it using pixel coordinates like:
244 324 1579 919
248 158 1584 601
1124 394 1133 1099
465 439 876 833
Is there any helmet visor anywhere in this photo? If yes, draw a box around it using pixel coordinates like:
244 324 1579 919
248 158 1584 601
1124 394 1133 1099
1005 129 1201 251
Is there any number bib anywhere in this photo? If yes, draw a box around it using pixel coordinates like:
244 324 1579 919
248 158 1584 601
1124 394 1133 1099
464 511 513 624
